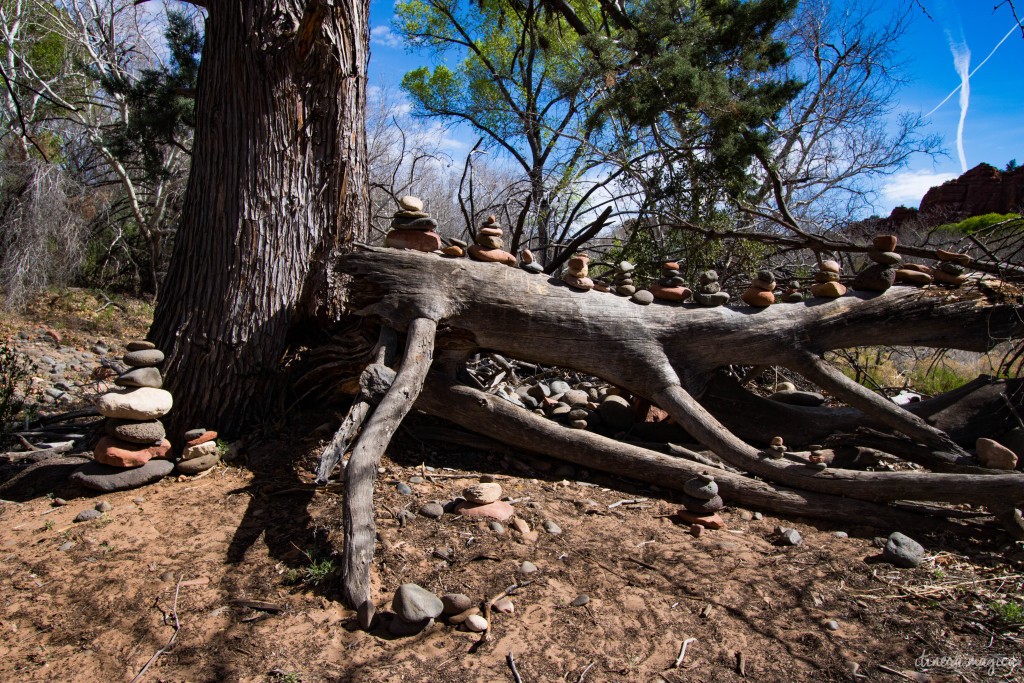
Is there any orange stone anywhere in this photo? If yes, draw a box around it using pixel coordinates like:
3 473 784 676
441 245 465 258
894 269 933 285
872 235 897 252
675 510 725 530
455 500 515 521
467 244 517 266
185 430 218 448
649 284 692 302
94 436 172 468
741 287 774 307
936 249 971 265
932 270 967 286
901 263 934 274
385 229 442 252
810 282 847 298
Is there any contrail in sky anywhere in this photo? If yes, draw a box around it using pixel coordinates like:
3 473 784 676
925 23 1018 118
950 37 971 173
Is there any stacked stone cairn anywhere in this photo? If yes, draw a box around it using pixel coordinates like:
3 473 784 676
467 215 517 266
740 270 776 307
852 235 900 293
677 473 725 530
810 259 846 298
177 427 221 475
454 480 514 521
70 341 174 491
693 270 730 307
649 261 692 303
612 261 636 297
384 196 442 253
769 381 825 407
933 250 970 286
562 253 594 291
441 237 467 258
764 435 787 459
519 249 543 273
781 280 804 303
894 262 934 286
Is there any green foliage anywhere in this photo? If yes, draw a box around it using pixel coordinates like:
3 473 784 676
1006 159 1019 173
935 213 1021 236
284 550 337 587
0 340 31 444
991 600 1024 625
909 364 972 396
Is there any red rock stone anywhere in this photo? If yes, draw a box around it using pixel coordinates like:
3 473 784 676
976 438 1018 469
593 282 610 293
467 244 517 266
662 261 680 270
741 288 774 307
872 235 897 251
94 436 172 468
478 226 502 237
689 523 705 537
185 430 217 448
810 282 847 298
901 263 934 274
932 270 967 286
676 510 726 530
563 275 594 290
520 249 534 264
894 269 933 285
441 245 465 257
936 249 971 265
649 284 692 302
455 500 515 521
385 229 442 252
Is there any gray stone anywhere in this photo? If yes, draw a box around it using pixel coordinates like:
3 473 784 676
570 594 590 607
123 349 165 367
95 501 112 513
543 520 562 534
441 593 473 616
59 541 75 551
776 527 803 546
527 383 551 400
396 482 413 495
681 493 723 513
418 502 444 519
126 340 156 351
769 390 826 407
519 561 538 574
463 482 502 504
358 600 377 630
488 521 505 534
105 418 165 444
616 285 636 296
694 291 730 306
464 614 488 632
617 261 634 273
74 509 103 523
183 428 207 441
521 262 543 273
114 366 163 389
175 453 220 475
563 389 589 406
631 290 654 305
882 532 925 568
550 380 572 395
683 475 719 500
550 403 571 416
392 583 444 622
825 620 840 631
599 395 634 431
70 459 174 492
867 249 901 266
833 531 849 538
852 263 896 292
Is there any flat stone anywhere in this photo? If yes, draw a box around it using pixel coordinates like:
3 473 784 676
185 430 218 448
419 502 444 519
175 452 220 475
441 593 474 616
70 459 174 492
683 476 719 500
441 245 465 257
631 290 654 305
393 216 438 230
182 440 219 461
126 340 156 351
74 509 103 522
932 270 967 286
872 235 897 251
681 494 724 514
867 250 901 266
649 284 691 302
392 583 443 622
477 234 504 249
455 500 515 521
694 291 730 306
563 274 594 291
520 561 538 574
385 229 442 252
894 269 933 285
463 482 503 504
741 288 774 307
399 195 424 211
976 438 1017 469
769 390 825 407
936 249 970 264
570 594 590 607
478 226 502 237
467 244 517 266
675 510 725 529
814 271 840 283
521 261 543 273
123 349 164 367
882 531 925 568
97 388 173 420
94 437 171 467
114 366 163 388
105 418 165 444
615 285 636 296
618 261 634 273
599 395 634 431
810 282 847 298
543 520 562 534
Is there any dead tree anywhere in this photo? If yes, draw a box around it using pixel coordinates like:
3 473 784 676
318 246 1024 610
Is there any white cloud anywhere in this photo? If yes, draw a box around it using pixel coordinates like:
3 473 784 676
879 170 957 208
370 25 403 49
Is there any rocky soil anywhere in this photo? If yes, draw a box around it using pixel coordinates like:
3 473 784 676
1 290 1023 682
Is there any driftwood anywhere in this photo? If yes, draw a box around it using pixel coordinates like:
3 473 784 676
317 246 1024 608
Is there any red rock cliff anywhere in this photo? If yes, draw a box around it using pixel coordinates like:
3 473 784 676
919 163 1024 218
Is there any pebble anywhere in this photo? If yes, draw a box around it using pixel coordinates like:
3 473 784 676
95 501 112 513
570 594 590 607
441 593 474 616
631 290 654 305
825 620 840 631
392 583 443 622
488 521 505 534
396 482 413 495
510 517 531 534
175 452 221 475
543 520 562 535
418 502 444 519
74 509 103 523
52 497 67 506
739 510 753 521
115 366 163 389
122 349 165 367
463 482 503 504
833 531 848 538
126 340 156 352
409 475 425 484
776 527 803 546
690 524 704 538
59 541 75 551
882 531 925 568
519 561 538 574
464 614 488 632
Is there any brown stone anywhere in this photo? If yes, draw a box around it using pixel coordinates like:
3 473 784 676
675 510 726 530
932 270 967 286
441 245 465 257
520 249 534 264
751 277 776 291
649 284 692 302
936 249 971 265
566 264 589 278
894 269 933 285
813 271 839 283
662 261 679 270
455 500 515 521
563 274 594 290
567 255 589 270
820 259 841 273
467 245 517 265
385 229 441 252
741 288 774 307
476 234 504 249
810 282 847 298
920 162 1024 217
901 263 934 274
976 438 1018 469
478 226 502 237
872 235 897 251
94 437 172 468
185 430 218 448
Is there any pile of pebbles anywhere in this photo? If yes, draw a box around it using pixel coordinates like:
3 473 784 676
693 270 730 307
176 427 221 475
810 259 845 298
519 249 543 274
852 235 900 293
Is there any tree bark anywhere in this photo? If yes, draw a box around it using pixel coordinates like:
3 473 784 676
149 0 369 439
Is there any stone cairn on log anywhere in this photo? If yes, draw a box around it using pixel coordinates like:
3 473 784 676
810 259 846 298
649 261 692 303
764 435 787 459
562 253 594 291
519 249 543 274
780 279 804 303
740 270 776 307
612 261 636 297
384 196 442 253
70 341 174 491
768 381 825 407
852 235 900 293
177 427 221 475
933 250 970 286
677 473 725 531
468 215 517 266
693 269 730 307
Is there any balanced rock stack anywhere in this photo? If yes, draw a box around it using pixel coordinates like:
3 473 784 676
384 196 442 253
852 235 900 293
810 260 846 298
769 381 825 407
781 280 804 303
933 251 969 286
467 215 517 266
519 249 543 273
441 237 467 258
693 270 730 307
562 253 594 291
455 480 514 521
764 435 787 459
740 270 776 307
677 473 725 529
71 341 174 491
649 261 692 303
894 263 934 286
176 427 220 475
612 261 636 297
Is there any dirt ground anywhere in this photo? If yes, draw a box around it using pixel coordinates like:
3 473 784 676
2 292 1023 682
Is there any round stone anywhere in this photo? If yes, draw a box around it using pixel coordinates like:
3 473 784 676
464 614 488 632
563 389 589 406
463 482 502 504
571 595 590 607
175 452 220 475
741 288 774 307
392 584 444 622
681 493 724 513
631 290 654 305
563 274 594 291
399 195 424 212
520 249 534 264
683 476 719 500
616 285 636 296
441 245 465 258
442 593 474 615
126 340 156 352
617 261 634 273
479 226 502 237
419 502 444 519
105 418 165 444
97 387 173 420
867 250 901 266
872 235 897 251
820 259 841 273
467 244 517 266
976 438 1017 469
74 509 103 523
123 349 164 368
852 264 896 292
699 270 719 284
70 459 175 492
599 395 634 431
550 380 572 395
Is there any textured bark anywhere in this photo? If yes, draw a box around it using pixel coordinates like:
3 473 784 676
149 1 369 439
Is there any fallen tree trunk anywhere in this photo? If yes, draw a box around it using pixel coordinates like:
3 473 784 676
322 247 1024 606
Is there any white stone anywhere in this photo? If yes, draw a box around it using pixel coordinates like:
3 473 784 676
464 614 488 632
463 482 502 504
182 440 219 461
399 195 424 212
97 388 173 420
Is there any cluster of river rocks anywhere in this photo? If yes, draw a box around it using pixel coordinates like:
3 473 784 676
382 198 977 305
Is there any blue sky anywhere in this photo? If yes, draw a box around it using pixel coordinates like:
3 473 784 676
366 0 1024 216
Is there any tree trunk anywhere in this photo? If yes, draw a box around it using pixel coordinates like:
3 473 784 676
149 1 369 439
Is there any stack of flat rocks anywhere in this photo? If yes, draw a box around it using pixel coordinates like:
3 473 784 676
649 261 691 303
741 270 776 307
468 215 517 266
769 381 825 407
519 249 543 273
894 262 934 286
71 341 174 491
562 253 594 291
810 260 846 298
693 270 730 307
764 435 787 459
611 261 636 297
384 196 441 252
454 481 514 521
780 279 804 303
177 427 220 474
677 473 726 529
852 235 900 293
933 250 970 286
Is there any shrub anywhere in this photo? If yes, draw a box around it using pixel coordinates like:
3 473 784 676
0 340 32 444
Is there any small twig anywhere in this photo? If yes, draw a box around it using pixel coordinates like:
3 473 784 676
507 652 524 683
130 577 183 682
477 581 533 647
577 661 595 682
877 664 920 681
674 637 696 668
14 434 39 451
608 498 647 508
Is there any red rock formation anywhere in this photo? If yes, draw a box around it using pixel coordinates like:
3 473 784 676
919 163 1024 218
